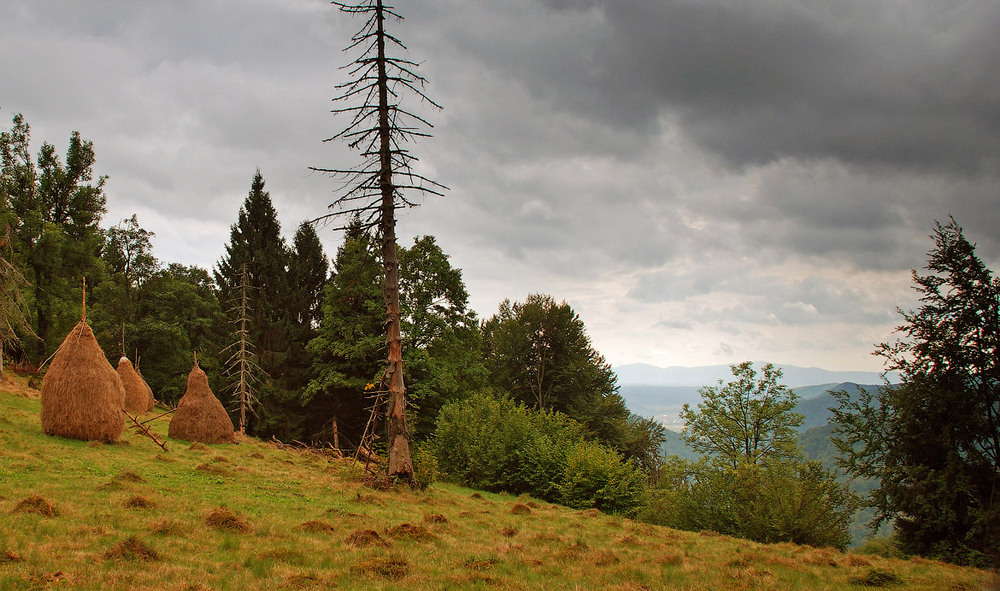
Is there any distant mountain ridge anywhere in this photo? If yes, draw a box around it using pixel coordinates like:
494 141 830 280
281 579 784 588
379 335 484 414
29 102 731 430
613 362 891 388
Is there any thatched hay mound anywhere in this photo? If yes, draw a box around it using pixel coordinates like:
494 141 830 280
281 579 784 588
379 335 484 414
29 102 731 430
40 321 125 442
117 357 154 413
168 365 235 444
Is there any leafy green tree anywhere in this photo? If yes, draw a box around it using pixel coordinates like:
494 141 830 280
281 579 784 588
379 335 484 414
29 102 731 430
398 236 487 438
681 361 803 468
0 113 107 359
482 295 624 426
832 218 1000 566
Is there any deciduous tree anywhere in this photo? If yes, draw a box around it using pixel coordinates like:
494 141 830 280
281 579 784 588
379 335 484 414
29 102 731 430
681 361 803 468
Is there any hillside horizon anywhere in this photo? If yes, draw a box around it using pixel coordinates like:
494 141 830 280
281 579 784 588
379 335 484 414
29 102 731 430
613 362 894 388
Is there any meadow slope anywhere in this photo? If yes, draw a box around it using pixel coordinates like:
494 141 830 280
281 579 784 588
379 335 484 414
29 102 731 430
0 375 994 591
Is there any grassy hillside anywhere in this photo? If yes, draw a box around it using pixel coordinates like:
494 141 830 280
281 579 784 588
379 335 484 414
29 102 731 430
0 375 993 590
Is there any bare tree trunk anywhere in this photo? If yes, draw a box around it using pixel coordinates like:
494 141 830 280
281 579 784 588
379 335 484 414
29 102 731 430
376 0 413 481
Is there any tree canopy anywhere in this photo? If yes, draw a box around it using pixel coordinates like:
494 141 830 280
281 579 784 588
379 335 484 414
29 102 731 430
681 361 803 468
832 218 1000 566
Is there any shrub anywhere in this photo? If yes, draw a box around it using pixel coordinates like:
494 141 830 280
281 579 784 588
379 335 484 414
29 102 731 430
432 393 643 509
641 458 855 550
558 442 646 516
431 394 583 499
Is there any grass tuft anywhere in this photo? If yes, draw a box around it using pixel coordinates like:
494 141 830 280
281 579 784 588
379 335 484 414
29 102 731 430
116 469 146 483
123 495 154 509
13 494 59 517
1 549 23 563
297 520 336 533
849 567 905 587
345 529 388 547
104 535 160 561
205 507 251 533
386 522 436 541
510 503 532 515
351 553 410 579
424 513 449 524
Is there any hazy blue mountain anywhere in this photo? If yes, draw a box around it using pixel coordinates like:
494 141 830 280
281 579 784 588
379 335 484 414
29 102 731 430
614 362 891 388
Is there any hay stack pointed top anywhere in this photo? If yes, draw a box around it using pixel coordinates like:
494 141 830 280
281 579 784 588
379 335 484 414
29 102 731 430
168 360 235 444
117 356 154 413
40 320 125 442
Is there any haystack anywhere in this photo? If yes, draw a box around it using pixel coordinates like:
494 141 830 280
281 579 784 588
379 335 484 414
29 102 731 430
168 364 235 444
40 320 126 442
117 357 155 413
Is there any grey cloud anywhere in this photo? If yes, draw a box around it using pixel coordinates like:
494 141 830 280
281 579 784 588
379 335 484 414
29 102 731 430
535 0 1000 174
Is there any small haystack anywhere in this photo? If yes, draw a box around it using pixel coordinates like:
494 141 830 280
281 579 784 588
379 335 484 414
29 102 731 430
168 363 235 444
117 357 154 413
40 321 126 442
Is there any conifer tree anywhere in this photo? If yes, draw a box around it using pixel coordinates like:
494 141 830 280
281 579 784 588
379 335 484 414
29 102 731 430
314 0 446 482
214 170 291 435
286 222 328 391
832 218 1000 566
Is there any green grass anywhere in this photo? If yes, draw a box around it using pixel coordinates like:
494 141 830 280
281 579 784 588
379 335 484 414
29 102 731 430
0 376 995 590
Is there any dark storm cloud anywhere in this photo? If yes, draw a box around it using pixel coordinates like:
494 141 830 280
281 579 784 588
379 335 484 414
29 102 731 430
536 0 1000 174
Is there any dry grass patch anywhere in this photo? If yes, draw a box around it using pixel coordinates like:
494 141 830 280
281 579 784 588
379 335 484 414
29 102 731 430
297 520 336 533
116 469 146 483
351 553 410 580
424 513 449 524
500 527 518 537
149 518 187 536
849 567 905 587
461 555 501 571
386 522 436 542
510 503 532 515
205 507 251 533
188 442 209 451
104 536 160 561
1 549 23 563
345 529 388 547
123 495 154 509
13 494 59 517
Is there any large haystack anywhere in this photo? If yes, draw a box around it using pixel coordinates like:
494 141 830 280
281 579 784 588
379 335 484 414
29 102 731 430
117 357 155 413
168 364 235 444
40 321 126 442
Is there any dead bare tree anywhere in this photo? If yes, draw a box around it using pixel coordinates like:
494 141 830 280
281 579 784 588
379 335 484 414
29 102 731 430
312 0 446 483
222 263 265 433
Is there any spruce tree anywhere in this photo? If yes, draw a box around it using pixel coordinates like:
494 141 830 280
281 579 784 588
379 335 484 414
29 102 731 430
833 218 1000 566
282 222 329 399
214 170 292 436
305 219 383 448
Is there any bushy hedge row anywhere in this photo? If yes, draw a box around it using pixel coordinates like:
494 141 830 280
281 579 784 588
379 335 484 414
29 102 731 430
431 394 646 515
640 458 856 550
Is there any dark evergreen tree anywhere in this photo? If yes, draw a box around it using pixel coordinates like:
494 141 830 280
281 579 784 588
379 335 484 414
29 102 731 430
304 220 383 448
214 170 293 436
0 113 107 359
286 222 328 390
832 218 1000 566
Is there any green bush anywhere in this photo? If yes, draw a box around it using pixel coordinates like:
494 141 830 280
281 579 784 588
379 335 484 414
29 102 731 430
432 394 583 498
641 458 855 550
432 393 644 509
558 441 647 516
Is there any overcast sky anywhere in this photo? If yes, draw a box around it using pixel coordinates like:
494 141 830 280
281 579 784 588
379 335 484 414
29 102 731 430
2 0 998 373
